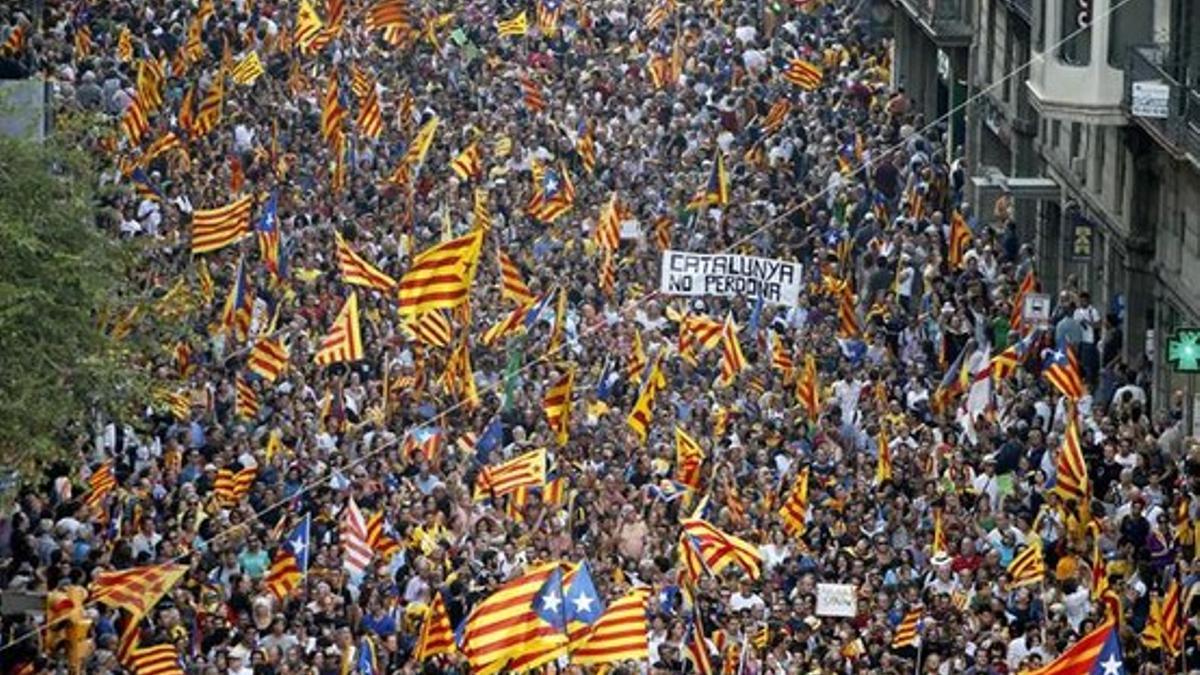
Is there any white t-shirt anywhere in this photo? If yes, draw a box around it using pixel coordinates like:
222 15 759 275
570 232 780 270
1073 306 1100 343
730 591 766 613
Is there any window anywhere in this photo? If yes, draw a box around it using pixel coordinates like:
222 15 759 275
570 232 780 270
1051 119 1062 149
1114 134 1125 214
1093 126 1105 195
1107 0 1153 68
1032 0 1045 51
1058 0 1091 65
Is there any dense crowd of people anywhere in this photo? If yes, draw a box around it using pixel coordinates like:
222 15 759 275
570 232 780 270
0 0 1198 672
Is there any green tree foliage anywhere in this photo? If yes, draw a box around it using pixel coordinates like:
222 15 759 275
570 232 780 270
0 136 144 479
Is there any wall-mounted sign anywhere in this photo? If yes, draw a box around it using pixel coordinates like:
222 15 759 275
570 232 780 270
1131 81 1170 119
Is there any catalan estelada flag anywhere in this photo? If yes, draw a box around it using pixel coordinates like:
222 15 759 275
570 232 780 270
542 367 574 446
782 58 823 90
1042 347 1086 401
473 448 547 500
396 229 484 316
1024 621 1122 674
230 51 265 85
1007 538 1045 587
572 587 651 666
314 292 364 365
495 10 528 36
335 231 396 291
459 562 568 673
89 564 188 621
192 196 253 254
778 467 809 537
414 590 456 660
248 337 289 381
295 0 327 53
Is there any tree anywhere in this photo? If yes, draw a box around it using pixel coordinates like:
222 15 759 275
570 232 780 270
0 135 144 484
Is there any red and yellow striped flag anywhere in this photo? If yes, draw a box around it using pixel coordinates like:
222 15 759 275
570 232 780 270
542 367 574 446
248 338 290 382
450 141 484 180
473 448 546 500
778 467 809 537
498 248 535 305
129 643 185 675
681 518 762 580
335 231 396 291
90 564 188 620
520 74 546 113
314 293 364 365
783 58 823 89
594 193 621 251
136 58 165 113
1052 412 1090 506
770 333 794 377
230 51 265 85
441 336 480 407
402 115 440 166
396 229 484 316
837 284 861 338
718 315 746 387
796 353 820 421
120 95 150 144
235 374 259 419
265 549 302 599
572 588 652 666
83 462 118 510
1007 538 1045 587
192 71 224 136
675 426 704 489
626 354 667 443
415 591 456 660
364 0 411 30
356 87 384 139
191 196 252 254
933 507 948 555
495 10 528 36
404 311 452 348
459 563 567 673
577 122 596 174
294 0 326 53
891 606 922 648
762 98 791 134
321 76 347 143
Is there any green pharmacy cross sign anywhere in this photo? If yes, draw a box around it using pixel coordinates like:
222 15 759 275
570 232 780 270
1166 328 1200 373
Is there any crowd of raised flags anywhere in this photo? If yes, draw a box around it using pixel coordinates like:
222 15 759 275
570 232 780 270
1 0 1198 670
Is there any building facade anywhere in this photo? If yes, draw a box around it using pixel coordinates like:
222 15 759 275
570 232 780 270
891 0 1200 413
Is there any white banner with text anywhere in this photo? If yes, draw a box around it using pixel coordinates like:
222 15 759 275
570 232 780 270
659 250 803 306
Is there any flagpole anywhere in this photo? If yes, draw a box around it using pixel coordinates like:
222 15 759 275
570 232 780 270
913 635 922 675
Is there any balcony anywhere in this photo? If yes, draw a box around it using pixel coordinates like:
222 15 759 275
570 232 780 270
893 0 972 46
1123 44 1200 167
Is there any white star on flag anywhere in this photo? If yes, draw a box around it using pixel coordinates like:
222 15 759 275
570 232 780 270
571 592 594 613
